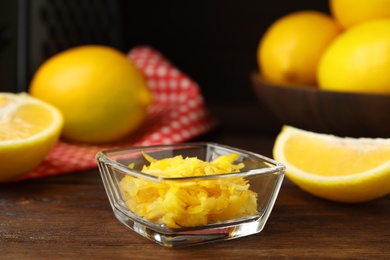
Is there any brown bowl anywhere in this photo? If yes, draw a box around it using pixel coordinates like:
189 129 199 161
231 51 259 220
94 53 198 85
251 72 390 138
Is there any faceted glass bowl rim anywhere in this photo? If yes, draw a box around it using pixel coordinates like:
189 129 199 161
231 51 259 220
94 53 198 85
95 142 286 181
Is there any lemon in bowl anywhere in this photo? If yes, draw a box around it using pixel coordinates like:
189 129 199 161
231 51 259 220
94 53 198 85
257 10 341 86
329 0 390 29
253 13 390 138
318 18 390 94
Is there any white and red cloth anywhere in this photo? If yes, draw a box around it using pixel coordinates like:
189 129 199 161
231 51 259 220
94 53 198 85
18 46 217 181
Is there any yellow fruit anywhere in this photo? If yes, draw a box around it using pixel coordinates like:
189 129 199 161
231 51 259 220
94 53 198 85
257 11 341 86
0 92 63 182
29 45 152 144
273 125 390 203
318 19 390 94
330 0 390 29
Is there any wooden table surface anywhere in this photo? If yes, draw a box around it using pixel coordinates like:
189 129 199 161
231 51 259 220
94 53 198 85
1 104 389 259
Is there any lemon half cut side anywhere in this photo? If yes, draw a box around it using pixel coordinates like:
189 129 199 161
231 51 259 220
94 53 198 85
0 92 63 181
273 125 390 203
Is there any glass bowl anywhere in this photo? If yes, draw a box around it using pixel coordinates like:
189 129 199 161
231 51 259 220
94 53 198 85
96 142 285 247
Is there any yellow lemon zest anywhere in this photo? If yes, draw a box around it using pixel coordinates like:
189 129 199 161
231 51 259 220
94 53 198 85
120 153 258 228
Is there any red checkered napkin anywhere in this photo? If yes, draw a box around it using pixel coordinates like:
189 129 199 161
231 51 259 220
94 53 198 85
18 46 217 181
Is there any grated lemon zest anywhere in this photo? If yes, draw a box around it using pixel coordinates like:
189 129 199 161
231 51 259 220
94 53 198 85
120 153 258 228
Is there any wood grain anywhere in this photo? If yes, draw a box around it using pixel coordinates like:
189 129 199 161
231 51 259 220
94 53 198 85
252 73 390 138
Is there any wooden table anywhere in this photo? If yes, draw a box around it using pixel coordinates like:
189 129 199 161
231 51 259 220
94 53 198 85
1 104 389 259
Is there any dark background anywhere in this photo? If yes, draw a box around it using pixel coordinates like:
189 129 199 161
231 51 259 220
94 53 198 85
0 0 330 105
122 1 330 104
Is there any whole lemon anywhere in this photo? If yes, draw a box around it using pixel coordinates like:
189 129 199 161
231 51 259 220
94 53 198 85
257 11 341 86
318 19 390 94
330 0 390 29
29 45 152 144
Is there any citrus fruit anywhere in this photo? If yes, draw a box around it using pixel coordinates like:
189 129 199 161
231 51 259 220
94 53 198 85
318 19 390 94
29 45 153 144
273 125 390 203
330 0 390 29
0 92 63 182
257 10 341 86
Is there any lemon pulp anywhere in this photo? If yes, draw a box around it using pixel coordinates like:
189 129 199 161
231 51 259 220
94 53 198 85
0 93 63 181
273 125 390 203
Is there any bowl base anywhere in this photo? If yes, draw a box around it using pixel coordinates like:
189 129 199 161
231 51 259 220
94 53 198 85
114 210 265 247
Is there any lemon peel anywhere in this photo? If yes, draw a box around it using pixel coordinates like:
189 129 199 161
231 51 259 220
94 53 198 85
120 153 258 228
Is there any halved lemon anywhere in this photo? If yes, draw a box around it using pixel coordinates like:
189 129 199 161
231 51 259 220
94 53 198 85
273 125 390 203
0 92 63 182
